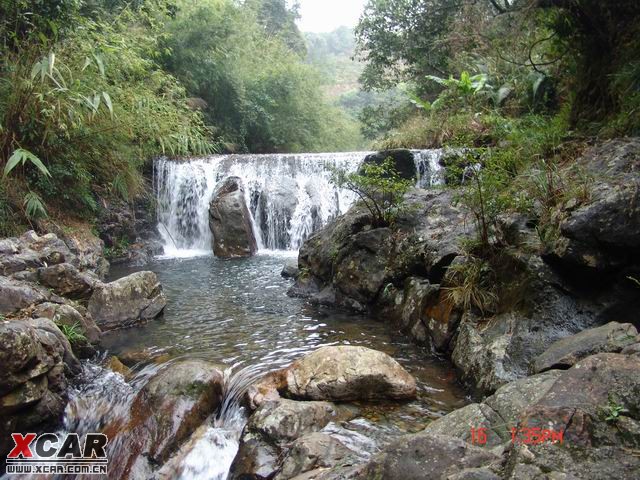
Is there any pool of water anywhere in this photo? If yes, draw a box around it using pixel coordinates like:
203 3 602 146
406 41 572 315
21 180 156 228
102 253 468 433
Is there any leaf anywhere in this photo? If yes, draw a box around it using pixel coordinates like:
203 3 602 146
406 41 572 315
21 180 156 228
93 54 105 76
4 149 51 178
82 57 92 71
4 150 24 177
102 92 113 116
23 192 47 220
425 75 448 87
48 52 55 76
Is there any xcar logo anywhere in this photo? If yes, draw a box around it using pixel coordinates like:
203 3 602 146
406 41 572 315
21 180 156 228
5 433 108 475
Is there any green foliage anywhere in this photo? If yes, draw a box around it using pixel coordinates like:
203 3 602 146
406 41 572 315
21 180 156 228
0 1 215 221
444 255 498 315
23 191 47 220
161 0 354 153
601 395 627 424
4 149 51 178
332 157 413 227
56 321 87 345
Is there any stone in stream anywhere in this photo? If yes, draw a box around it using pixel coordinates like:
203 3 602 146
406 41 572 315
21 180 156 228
209 176 258 258
532 321 638 373
281 260 299 279
0 275 49 315
229 398 357 480
285 346 417 402
104 359 224 479
88 270 166 331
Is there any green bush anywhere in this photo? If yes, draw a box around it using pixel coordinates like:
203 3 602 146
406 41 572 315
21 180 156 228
332 157 413 227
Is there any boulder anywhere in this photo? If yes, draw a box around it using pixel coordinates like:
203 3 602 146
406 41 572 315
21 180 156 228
362 149 416 180
33 302 101 344
352 432 500 480
285 346 416 402
550 138 640 272
532 321 638 373
230 399 354 480
209 176 258 258
0 318 77 457
105 360 224 478
451 254 602 394
88 271 166 331
0 276 48 315
503 353 640 479
281 260 299 279
37 262 98 299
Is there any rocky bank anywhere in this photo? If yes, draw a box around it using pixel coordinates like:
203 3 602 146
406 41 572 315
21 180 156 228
0 229 166 460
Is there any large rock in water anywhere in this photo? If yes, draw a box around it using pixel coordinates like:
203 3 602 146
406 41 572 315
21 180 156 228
285 346 416 401
209 176 258 258
362 149 416 180
88 271 166 331
105 360 224 479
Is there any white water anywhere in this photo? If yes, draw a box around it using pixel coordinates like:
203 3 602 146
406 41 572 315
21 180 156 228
154 150 443 256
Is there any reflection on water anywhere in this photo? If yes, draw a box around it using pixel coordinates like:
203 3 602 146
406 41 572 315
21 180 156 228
103 254 468 432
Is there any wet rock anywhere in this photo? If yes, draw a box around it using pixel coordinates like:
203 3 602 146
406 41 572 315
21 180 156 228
276 432 357 480
37 262 98 299
532 321 638 373
246 368 288 410
352 432 500 480
0 276 48 315
229 399 355 480
286 346 416 402
291 189 473 316
451 254 602 394
281 260 299 279
362 149 416 180
88 271 166 331
106 360 224 478
209 176 258 258
105 356 131 377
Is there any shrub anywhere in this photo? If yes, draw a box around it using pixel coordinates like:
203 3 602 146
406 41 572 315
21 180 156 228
332 157 413 227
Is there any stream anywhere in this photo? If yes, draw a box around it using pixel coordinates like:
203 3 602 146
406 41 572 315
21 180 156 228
54 151 468 479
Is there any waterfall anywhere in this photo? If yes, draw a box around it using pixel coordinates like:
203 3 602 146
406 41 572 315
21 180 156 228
154 150 443 255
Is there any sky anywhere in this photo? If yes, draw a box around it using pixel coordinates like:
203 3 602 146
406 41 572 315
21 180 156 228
295 0 367 33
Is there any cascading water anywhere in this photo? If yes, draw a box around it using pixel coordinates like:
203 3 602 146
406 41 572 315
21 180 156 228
154 150 443 255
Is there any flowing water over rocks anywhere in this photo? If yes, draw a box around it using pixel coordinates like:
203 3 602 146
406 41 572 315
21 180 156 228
154 150 443 253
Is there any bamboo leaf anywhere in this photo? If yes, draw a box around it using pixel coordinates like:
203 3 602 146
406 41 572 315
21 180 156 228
93 54 105 76
102 92 113 116
48 52 55 76
4 150 24 177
